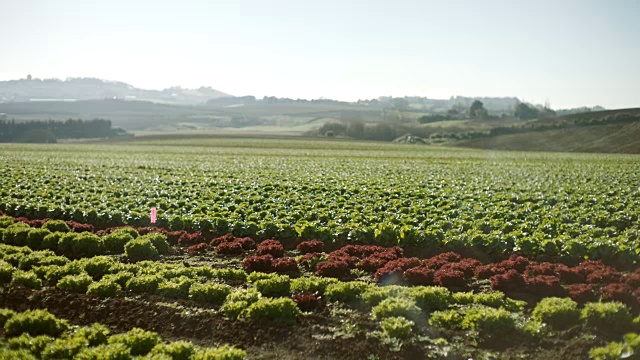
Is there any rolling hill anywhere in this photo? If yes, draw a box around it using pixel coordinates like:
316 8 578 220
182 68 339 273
458 108 640 153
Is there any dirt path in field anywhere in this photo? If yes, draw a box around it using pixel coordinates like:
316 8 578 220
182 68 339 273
0 286 426 360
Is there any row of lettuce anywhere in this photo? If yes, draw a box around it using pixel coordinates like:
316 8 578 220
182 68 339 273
2 218 640 310
0 308 245 359
2 239 640 353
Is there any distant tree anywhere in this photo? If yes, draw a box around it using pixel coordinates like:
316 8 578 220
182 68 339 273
469 101 487 119
391 98 410 111
346 121 365 138
514 103 540 120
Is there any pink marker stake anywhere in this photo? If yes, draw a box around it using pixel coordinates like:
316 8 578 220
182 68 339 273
150 208 157 224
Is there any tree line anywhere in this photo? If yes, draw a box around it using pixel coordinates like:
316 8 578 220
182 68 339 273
0 118 129 143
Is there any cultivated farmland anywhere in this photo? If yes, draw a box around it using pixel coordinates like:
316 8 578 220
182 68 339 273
1 137 639 359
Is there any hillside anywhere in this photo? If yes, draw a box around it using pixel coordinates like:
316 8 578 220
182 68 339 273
0 77 231 104
458 108 640 153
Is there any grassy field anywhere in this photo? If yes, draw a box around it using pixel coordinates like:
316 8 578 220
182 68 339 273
1 137 640 359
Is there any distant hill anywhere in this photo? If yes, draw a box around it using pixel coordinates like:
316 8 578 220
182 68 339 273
458 108 640 153
0 77 231 104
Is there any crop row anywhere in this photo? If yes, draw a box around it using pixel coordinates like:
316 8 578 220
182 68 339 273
1 144 639 263
3 217 640 310
0 307 245 359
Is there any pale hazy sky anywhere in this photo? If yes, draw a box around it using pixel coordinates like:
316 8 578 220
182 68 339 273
1 0 639 108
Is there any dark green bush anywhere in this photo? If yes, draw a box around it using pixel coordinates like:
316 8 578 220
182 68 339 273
242 297 301 323
532 297 580 330
56 232 78 255
57 273 93 293
7 334 54 357
102 272 134 288
108 327 160 356
11 270 42 289
82 256 117 280
255 275 290 297
18 250 68 271
87 278 121 298
429 309 464 329
72 232 103 258
189 282 232 305
461 306 516 336
42 220 70 233
41 336 88 359
0 260 15 282
140 233 169 255
44 261 84 284
26 228 52 250
371 297 422 321
0 308 16 327
4 309 69 337
102 231 133 254
75 343 130 360
381 316 414 339
581 302 633 333
41 232 64 251
192 345 246 360
75 323 110 346
125 274 160 293
325 281 368 303
0 348 37 359
157 277 193 299
0 216 14 229
124 238 159 261
3 224 31 246
150 341 195 360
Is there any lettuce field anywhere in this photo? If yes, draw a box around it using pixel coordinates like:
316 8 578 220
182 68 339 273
1 137 640 359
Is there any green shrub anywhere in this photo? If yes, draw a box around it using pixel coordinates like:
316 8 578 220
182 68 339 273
41 336 88 359
581 302 633 333
0 216 14 228
102 231 134 254
589 341 625 360
461 306 516 337
42 220 70 233
113 227 139 238
72 232 103 258
26 228 52 250
158 267 195 279
82 256 117 280
87 278 122 298
157 276 193 299
0 308 16 327
381 316 414 339
429 309 464 329
372 297 422 321
247 271 278 283
361 285 406 306
325 281 368 303
75 343 130 360
3 225 31 246
108 327 160 356
242 297 301 322
41 232 63 251
124 238 159 261
150 340 195 360
18 250 68 270
210 268 247 283
7 334 54 357
406 286 451 312
473 291 506 308
0 260 14 282
126 274 160 293
0 348 37 360
44 261 84 284
140 233 169 255
102 272 134 288
222 288 261 319
4 309 69 337
532 297 580 330
452 291 475 305
255 275 290 297
57 232 78 255
189 282 232 305
3 252 26 267
11 270 42 289
192 345 246 360
290 276 336 293
57 273 93 293
75 323 110 346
